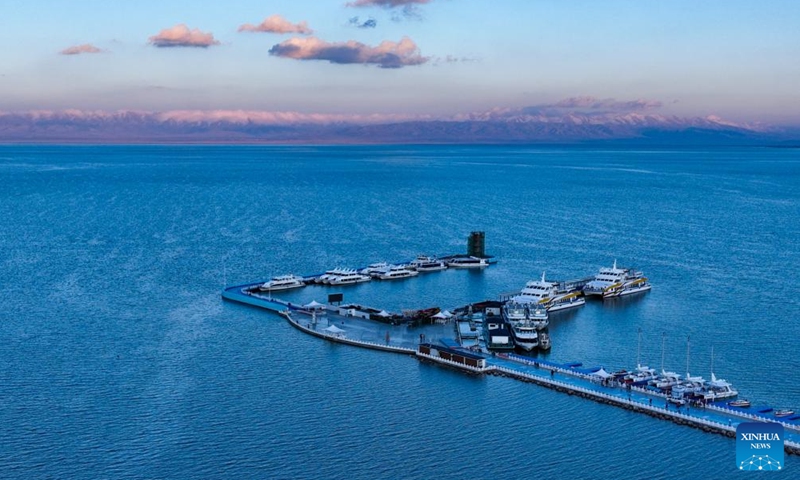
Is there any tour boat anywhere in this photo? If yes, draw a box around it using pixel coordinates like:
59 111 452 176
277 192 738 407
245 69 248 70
503 302 539 351
410 255 447 272
602 270 652 298
258 274 306 292
376 265 419 280
359 262 389 276
447 256 489 268
328 271 371 285
583 260 628 297
513 272 585 312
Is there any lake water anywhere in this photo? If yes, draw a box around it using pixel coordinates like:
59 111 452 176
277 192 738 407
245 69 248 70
1 145 798 478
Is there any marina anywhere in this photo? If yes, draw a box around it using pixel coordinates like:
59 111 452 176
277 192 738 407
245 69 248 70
222 233 800 456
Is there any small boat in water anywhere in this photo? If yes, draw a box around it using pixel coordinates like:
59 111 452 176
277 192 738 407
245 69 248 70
258 274 306 292
728 399 751 408
775 409 795 417
538 331 551 351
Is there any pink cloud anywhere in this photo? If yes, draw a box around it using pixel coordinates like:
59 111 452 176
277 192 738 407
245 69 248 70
269 36 428 68
346 0 431 7
238 15 313 35
59 44 102 55
149 24 219 48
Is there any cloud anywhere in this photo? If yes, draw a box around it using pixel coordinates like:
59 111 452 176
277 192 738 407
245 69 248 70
59 44 102 56
269 36 428 68
348 17 378 29
238 15 313 35
347 0 431 7
149 24 219 48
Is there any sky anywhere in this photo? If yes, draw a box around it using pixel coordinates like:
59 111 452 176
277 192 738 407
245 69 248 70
1 0 800 125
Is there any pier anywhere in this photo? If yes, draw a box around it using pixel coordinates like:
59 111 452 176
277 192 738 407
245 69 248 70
221 238 799 456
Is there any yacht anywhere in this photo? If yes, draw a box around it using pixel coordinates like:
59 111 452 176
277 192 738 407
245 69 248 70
701 374 738 401
583 260 628 297
258 274 306 292
321 268 358 284
484 319 515 351
774 409 795 418
328 271 371 285
447 256 489 269
623 365 657 385
409 255 447 272
602 271 651 298
359 262 389 276
728 399 751 408
376 265 419 280
514 272 585 312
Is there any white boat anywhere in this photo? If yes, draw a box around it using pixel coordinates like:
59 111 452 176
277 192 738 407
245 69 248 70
359 262 389 276
376 265 419 280
702 373 739 401
447 256 488 268
258 274 306 292
316 267 346 284
528 305 549 330
583 260 628 297
538 331 551 351
513 272 585 312
409 255 447 272
503 302 544 351
602 270 651 298
328 271 371 285
322 268 359 284
652 370 682 389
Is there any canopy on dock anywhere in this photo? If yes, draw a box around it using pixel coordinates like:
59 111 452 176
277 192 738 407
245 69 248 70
591 368 612 379
304 300 326 310
324 325 346 335
377 310 391 317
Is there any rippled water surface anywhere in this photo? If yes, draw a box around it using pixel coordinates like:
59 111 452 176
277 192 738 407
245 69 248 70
1 145 799 479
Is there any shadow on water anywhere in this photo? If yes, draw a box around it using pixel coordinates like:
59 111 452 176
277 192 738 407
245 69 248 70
600 291 651 310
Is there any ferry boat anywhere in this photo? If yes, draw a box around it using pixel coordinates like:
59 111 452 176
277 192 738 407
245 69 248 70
502 303 539 351
602 270 651 298
258 274 306 292
328 271 371 285
359 262 389 276
513 272 585 312
583 260 628 297
447 256 489 269
410 255 447 272
376 265 419 280
484 319 515 351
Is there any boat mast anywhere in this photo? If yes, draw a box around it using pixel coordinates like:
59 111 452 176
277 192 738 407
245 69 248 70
637 327 642 368
660 332 666 373
711 345 715 381
686 335 691 378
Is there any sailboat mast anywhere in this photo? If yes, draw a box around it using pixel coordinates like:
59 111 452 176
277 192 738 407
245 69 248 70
637 327 642 368
686 335 691 378
661 332 666 373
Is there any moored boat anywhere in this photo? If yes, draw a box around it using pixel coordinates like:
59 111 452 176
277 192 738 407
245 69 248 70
775 409 795 417
603 271 651 298
258 274 306 292
728 399 751 408
583 260 628 297
328 271 372 285
410 255 447 272
447 256 489 269
375 265 419 280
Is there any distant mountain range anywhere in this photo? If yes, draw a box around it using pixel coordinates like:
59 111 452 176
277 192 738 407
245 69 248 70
1 109 797 145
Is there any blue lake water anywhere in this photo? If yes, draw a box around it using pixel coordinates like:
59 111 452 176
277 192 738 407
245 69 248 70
1 145 798 479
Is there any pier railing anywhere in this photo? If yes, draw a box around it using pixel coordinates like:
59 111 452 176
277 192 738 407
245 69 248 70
416 352 496 374
705 403 800 433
